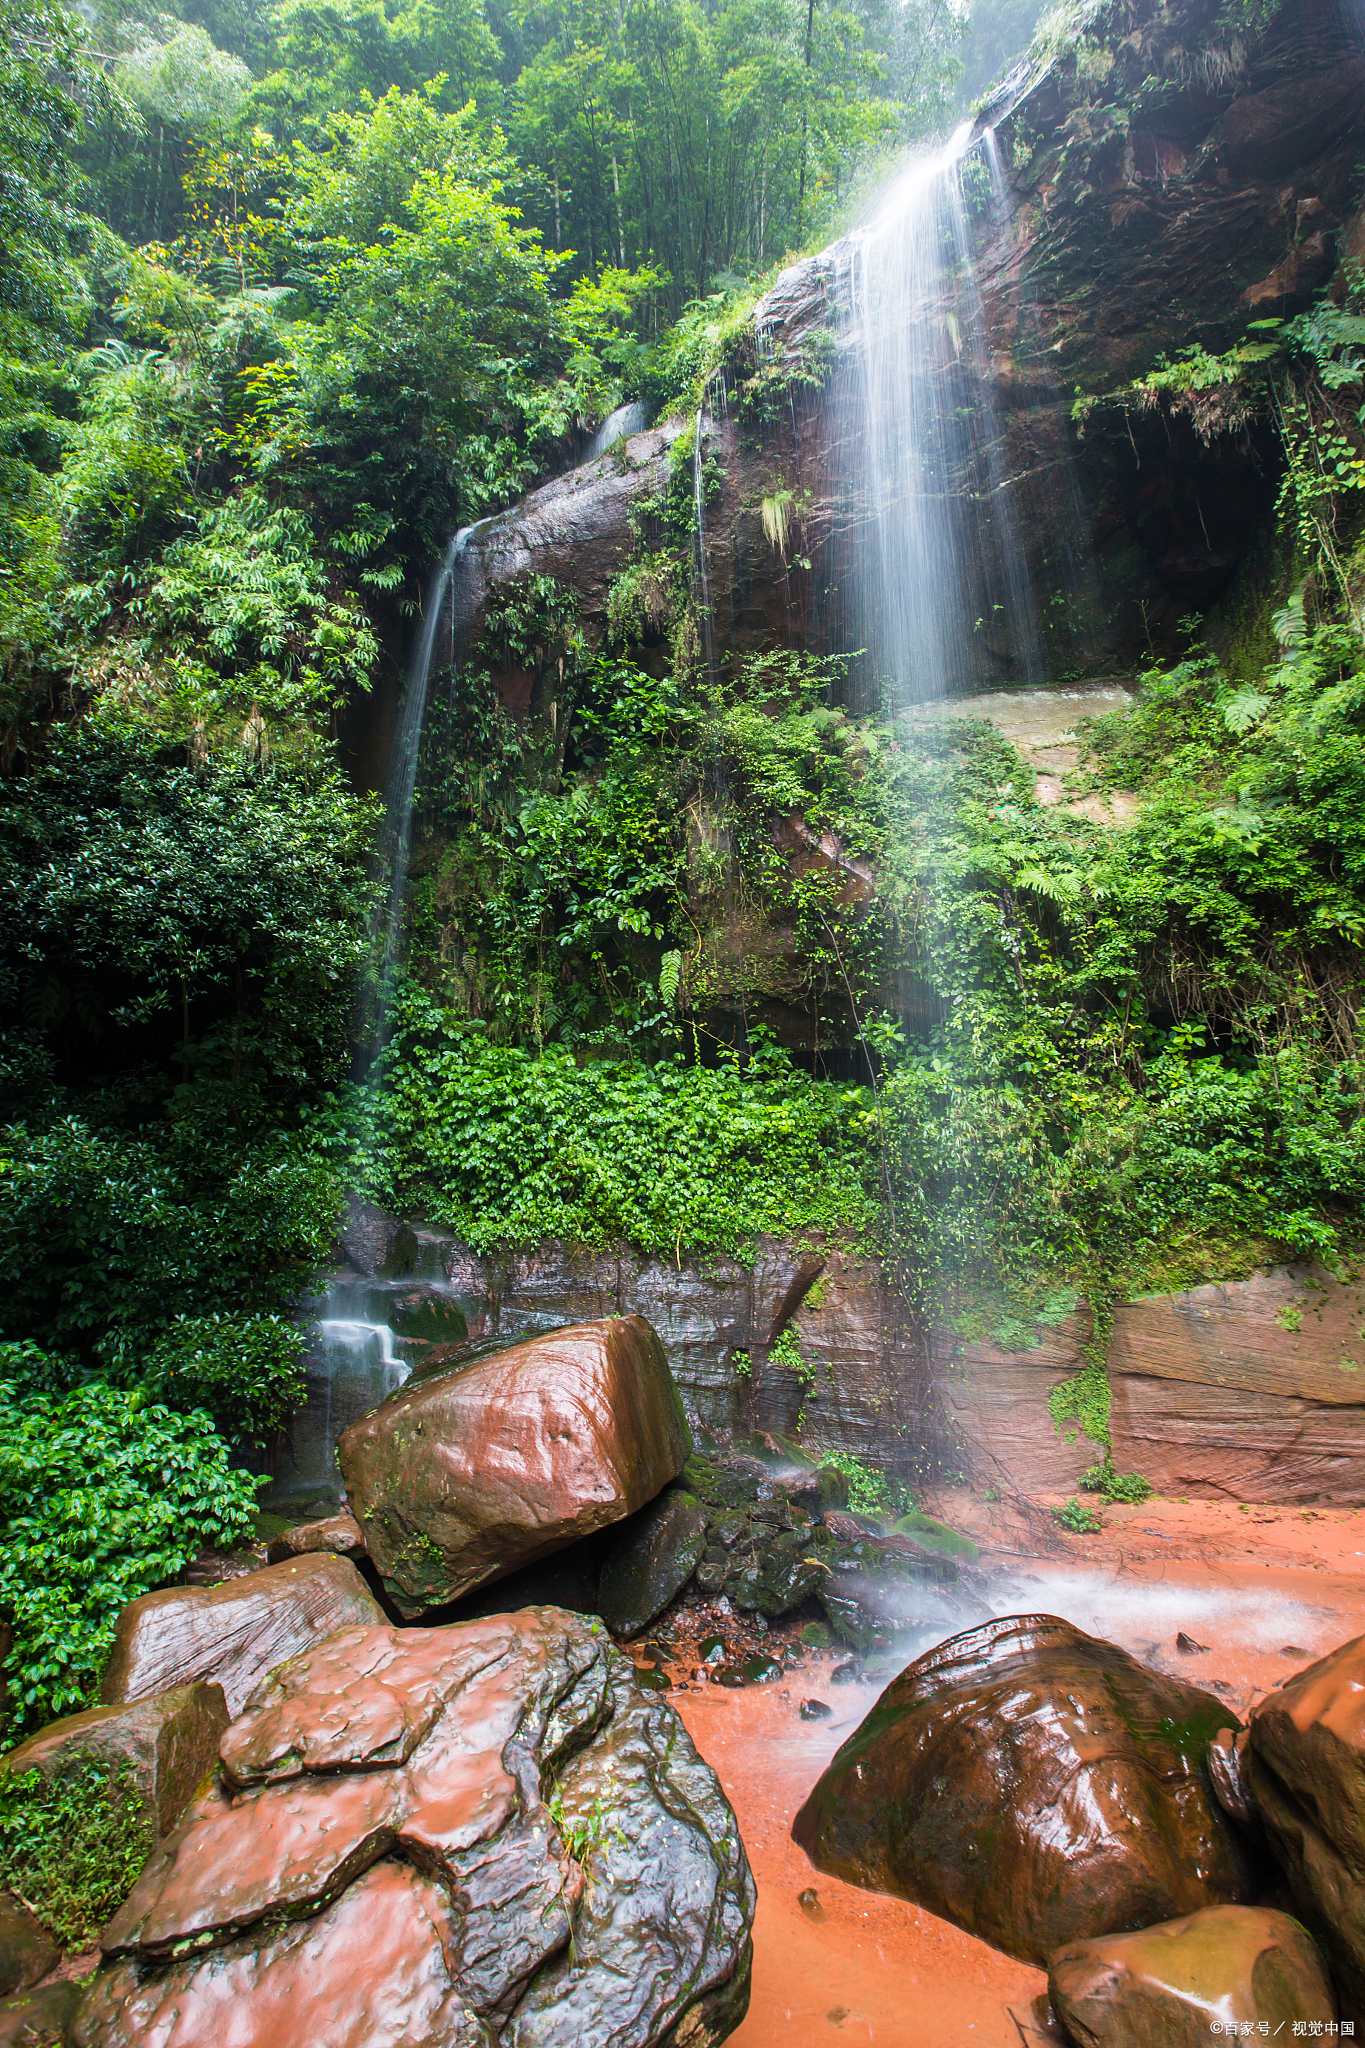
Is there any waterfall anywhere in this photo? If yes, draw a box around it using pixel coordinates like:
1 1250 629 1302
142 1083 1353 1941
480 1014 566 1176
835 123 1043 705
359 525 481 1056
583 399 650 461
693 405 718 687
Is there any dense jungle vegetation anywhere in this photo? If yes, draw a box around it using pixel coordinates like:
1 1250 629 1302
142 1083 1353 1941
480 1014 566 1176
1 0 1363 1729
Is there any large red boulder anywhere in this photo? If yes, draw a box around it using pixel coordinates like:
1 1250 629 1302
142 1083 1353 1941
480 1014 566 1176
1248 1631 1365 2008
100 1555 383 1716
338 1315 690 1615
792 1614 1259 1966
76 1607 753 2048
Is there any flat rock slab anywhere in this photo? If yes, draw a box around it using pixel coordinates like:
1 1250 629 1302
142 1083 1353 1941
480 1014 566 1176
99 1556 383 1717
792 1613 1259 1966
1249 1629 1365 2006
265 1513 367 1564
1048 1904 1335 2046
339 1316 690 1616
78 1607 753 2048
2 1682 229 1843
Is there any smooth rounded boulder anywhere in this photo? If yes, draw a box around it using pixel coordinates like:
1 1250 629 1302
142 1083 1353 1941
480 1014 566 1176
76 1606 753 2048
339 1316 690 1616
0 1895 58 1996
100 1555 384 1717
1048 1905 1334 2046
1247 1630 1365 2007
791 1613 1259 1965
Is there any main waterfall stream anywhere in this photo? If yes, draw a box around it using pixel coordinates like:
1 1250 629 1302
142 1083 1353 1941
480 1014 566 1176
833 124 1043 706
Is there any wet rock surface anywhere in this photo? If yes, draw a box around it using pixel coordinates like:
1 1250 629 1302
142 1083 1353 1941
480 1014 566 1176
99 1555 384 1717
0 1979 83 2046
597 1487 708 1638
77 1606 753 2048
339 1316 691 1616
1047 1904 1334 2047
0 1897 57 1997
791 1613 1260 1966
1248 1630 1365 2007
265 1511 367 1564
679 1436 978 1654
1 1683 230 1845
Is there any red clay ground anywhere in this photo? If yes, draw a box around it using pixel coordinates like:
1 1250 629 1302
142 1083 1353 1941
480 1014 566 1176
667 1491 1365 2048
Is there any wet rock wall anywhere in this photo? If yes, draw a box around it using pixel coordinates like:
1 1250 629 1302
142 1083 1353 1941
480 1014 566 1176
282 1209 1365 1509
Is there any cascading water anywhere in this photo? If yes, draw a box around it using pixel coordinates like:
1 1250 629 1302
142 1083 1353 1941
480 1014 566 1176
582 398 650 461
835 123 1044 705
363 530 467 1042
693 404 718 687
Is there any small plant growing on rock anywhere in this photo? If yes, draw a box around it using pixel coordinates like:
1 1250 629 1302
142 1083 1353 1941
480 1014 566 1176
1052 1497 1103 1534
1081 1461 1153 1505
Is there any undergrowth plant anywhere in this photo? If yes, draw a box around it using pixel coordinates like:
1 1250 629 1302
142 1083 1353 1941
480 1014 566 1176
0 1376 260 1734
0 1759 151 1948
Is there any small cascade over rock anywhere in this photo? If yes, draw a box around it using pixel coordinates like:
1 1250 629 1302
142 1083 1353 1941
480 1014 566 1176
581 398 650 461
832 123 1044 703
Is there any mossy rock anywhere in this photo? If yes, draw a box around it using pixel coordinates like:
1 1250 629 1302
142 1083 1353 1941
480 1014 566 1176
892 1512 980 1564
598 1490 708 1638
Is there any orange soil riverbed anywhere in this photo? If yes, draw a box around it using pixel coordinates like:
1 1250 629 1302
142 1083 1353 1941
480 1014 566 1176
671 1492 1365 2048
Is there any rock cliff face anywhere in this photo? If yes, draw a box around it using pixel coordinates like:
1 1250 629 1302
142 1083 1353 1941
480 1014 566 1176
418 0 1365 719
286 1213 931 1497
285 1213 1365 1509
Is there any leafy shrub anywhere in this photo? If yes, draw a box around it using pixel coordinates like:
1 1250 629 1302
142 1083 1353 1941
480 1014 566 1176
0 1376 260 1734
1082 1462 1153 1504
0 1119 341 1376
0 1759 150 1948
1052 1497 1103 1534
143 1313 306 1443
821 1452 893 1516
360 994 876 1257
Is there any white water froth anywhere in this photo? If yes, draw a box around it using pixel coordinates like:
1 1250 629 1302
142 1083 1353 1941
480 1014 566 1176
995 1567 1336 1659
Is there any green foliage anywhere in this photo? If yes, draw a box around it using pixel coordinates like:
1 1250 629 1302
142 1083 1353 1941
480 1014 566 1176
1081 1461 1152 1503
0 1377 259 1732
0 1759 150 1948
1048 1357 1111 1449
1052 1496 1102 1534
357 990 875 1256
0 1120 342 1377
1 723 377 1078
821 1451 895 1514
143 1313 306 1443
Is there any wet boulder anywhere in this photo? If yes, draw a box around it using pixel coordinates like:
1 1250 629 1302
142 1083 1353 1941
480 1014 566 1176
0 1897 57 1996
2 1682 230 1848
792 1614 1259 1966
1048 1904 1334 2046
0 1980 83 2046
339 1316 690 1617
76 1607 753 2048
598 1488 708 1638
265 1512 367 1564
1247 1631 1365 2006
100 1556 383 1717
